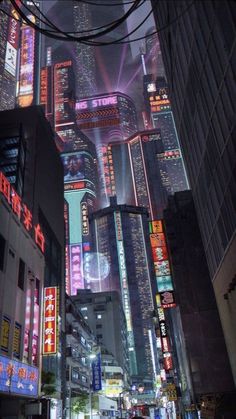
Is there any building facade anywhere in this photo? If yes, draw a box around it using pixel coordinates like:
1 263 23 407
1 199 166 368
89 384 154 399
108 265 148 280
72 289 129 383
0 0 20 111
152 0 236 384
0 172 45 416
108 129 169 219
75 92 138 206
164 191 235 413
40 59 99 296
89 198 157 382
0 106 66 411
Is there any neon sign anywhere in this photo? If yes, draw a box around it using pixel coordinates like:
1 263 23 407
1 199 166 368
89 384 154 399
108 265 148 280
4 6 20 76
43 287 58 355
0 354 39 396
18 21 35 107
0 172 45 253
76 95 118 111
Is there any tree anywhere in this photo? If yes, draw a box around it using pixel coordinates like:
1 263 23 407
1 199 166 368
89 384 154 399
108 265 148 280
41 370 57 397
72 393 89 414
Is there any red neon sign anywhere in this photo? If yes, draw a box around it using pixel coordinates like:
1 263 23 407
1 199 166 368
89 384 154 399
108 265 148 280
43 287 58 355
0 171 45 253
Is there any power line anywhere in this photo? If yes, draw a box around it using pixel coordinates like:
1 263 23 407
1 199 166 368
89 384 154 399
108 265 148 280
81 0 195 46
9 0 142 42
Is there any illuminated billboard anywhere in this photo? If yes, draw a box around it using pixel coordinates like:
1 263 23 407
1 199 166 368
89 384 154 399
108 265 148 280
76 95 118 111
43 287 58 355
62 153 85 183
4 7 20 77
0 354 39 396
18 18 35 107
160 291 176 309
149 220 174 293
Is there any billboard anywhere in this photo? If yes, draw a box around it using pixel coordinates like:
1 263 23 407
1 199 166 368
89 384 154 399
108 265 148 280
43 287 58 355
0 354 39 396
62 153 85 182
18 19 35 107
149 220 174 293
69 244 84 294
160 291 176 309
76 95 117 111
4 7 20 77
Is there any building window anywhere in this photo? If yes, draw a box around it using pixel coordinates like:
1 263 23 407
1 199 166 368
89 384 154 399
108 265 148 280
96 324 102 329
96 334 103 339
18 258 25 290
96 314 102 319
0 234 6 271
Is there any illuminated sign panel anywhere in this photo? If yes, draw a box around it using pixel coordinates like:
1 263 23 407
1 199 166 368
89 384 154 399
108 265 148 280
163 353 173 371
0 355 39 396
18 21 35 107
43 287 58 355
149 87 171 113
76 95 118 111
114 212 133 334
0 317 11 354
149 220 173 293
4 7 20 76
0 172 45 253
156 276 173 292
69 244 84 294
160 291 176 309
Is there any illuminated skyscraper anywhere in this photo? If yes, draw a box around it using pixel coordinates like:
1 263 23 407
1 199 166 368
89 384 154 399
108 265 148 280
43 0 96 99
108 129 169 218
40 60 98 296
76 92 138 206
148 77 189 193
0 1 20 110
89 198 157 382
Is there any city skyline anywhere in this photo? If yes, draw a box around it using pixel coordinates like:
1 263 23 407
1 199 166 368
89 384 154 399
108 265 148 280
0 1 235 418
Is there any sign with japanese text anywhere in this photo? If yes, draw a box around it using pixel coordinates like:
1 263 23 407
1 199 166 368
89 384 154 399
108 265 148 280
4 6 20 76
0 171 45 253
13 322 21 359
69 244 84 294
43 287 58 355
0 354 39 396
0 316 11 354
160 291 176 309
92 352 102 392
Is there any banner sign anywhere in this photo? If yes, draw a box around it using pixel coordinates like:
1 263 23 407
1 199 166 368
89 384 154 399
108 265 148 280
92 353 102 392
43 287 58 355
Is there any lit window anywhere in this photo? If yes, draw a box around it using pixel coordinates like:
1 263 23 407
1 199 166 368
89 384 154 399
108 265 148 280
81 307 87 311
97 314 102 319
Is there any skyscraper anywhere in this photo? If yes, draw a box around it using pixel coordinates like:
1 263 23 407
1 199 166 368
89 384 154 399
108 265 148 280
89 198 157 382
76 92 138 206
0 1 20 110
108 129 169 218
147 77 189 193
40 59 99 296
152 0 236 384
42 0 96 99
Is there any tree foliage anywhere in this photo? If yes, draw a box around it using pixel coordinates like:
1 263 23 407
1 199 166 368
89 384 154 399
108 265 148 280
41 370 57 396
72 394 89 414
